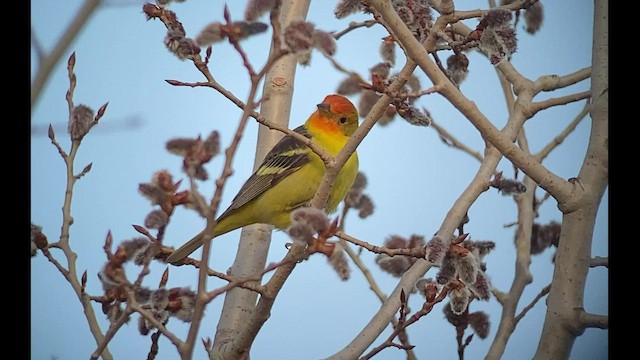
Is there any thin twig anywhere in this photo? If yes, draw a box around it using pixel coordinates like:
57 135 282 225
148 331 162 360
360 287 450 359
205 258 294 301
130 301 185 349
535 101 590 162
531 91 591 114
338 208 417 360
46 52 113 359
533 67 591 92
90 304 134 359
514 284 551 325
333 19 379 40
31 26 45 63
430 120 484 162
336 231 426 258
324 54 366 81
39 247 71 278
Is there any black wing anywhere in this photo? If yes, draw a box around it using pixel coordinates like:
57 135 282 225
218 125 312 216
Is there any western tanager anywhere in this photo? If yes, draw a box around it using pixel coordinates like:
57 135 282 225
166 94 359 263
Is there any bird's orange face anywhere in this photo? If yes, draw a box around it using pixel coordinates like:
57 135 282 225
311 94 359 137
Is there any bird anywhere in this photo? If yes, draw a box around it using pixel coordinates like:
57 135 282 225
166 94 360 264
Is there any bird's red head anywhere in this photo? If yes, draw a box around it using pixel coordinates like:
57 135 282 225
322 94 357 115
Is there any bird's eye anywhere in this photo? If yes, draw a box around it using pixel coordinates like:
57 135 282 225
339 116 347 124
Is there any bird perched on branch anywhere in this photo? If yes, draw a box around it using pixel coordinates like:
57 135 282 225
166 94 360 264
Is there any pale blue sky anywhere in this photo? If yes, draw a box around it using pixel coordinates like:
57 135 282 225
31 1 607 359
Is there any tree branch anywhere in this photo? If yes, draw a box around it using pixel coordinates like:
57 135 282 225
338 211 418 360
333 19 379 40
578 312 608 330
44 53 112 360
90 303 134 360
533 68 591 93
311 59 418 210
360 287 450 359
533 0 609 356
371 0 577 210
328 81 509 360
513 284 551 325
430 120 484 162
531 91 591 114
486 175 537 360
31 0 102 109
211 2 313 358
589 256 608 268
336 231 426 258
535 101 590 162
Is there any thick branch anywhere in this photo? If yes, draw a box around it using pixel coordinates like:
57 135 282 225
533 0 609 357
486 176 536 360
211 2 311 359
232 243 308 353
332 1 577 356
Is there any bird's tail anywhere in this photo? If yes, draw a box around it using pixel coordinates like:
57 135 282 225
165 211 248 264
166 230 209 264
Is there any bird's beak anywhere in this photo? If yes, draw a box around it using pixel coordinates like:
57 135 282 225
317 102 331 114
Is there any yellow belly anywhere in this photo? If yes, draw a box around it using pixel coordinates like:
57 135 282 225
213 150 358 236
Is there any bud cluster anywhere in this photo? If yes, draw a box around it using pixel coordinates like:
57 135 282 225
31 223 48 257
287 208 351 280
375 235 426 277
287 207 331 245
473 9 518 65
394 101 431 126
143 4 200 60
380 36 396 65
196 21 268 47
443 303 490 339
166 130 220 181
282 21 337 65
344 172 374 219
68 105 94 140
391 0 433 42
334 0 367 19
138 170 190 216
423 237 495 314
528 220 561 255
336 74 364 96
244 0 279 22
137 286 197 335
98 237 151 293
490 171 527 196
446 53 470 86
